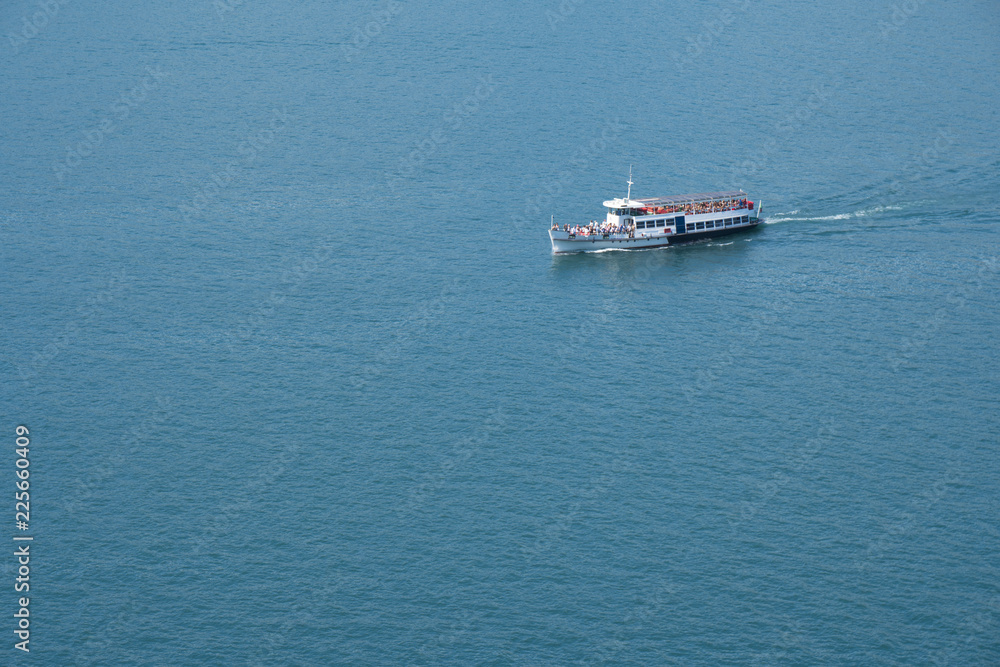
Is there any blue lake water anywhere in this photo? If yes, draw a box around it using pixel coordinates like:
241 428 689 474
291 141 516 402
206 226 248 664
2 0 999 663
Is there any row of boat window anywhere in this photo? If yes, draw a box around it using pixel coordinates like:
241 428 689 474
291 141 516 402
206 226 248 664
634 216 750 231
635 219 670 229
688 216 750 231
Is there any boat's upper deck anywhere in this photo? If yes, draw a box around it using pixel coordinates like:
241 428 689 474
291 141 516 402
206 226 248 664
603 190 747 210
602 191 752 223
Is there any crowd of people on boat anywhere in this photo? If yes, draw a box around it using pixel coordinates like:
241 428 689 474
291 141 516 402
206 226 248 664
641 197 752 216
552 221 635 238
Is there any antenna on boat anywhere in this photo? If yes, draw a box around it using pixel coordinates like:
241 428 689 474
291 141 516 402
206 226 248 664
626 165 633 202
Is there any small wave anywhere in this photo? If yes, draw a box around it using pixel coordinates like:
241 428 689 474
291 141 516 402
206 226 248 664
854 204 903 216
766 213 851 223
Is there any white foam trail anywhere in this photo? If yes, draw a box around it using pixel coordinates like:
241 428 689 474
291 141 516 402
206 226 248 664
766 213 852 223
764 204 904 224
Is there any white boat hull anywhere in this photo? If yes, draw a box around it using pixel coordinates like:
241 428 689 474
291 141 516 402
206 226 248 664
549 233 673 253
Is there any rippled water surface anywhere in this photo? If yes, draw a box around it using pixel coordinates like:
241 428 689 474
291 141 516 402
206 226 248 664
2 0 999 663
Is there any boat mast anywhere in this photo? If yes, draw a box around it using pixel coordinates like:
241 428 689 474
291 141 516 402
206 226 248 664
626 165 633 203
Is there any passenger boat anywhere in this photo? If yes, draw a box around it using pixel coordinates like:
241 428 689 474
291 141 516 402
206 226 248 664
549 172 762 254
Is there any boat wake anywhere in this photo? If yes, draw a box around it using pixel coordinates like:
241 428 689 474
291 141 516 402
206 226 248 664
764 204 903 224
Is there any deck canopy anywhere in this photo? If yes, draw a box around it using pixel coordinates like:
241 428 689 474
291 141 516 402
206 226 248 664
630 191 746 207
